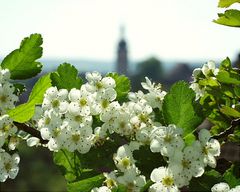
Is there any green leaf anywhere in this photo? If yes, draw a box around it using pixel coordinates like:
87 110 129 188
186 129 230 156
112 185 128 192
8 103 35 123
162 81 204 136
67 174 104 192
214 9 240 27
29 73 52 104
220 57 232 69
8 74 51 122
76 138 120 171
224 163 240 188
218 0 240 8
107 73 131 102
184 133 196 146
234 86 240 98
1 34 43 79
217 70 240 85
133 145 167 178
140 180 154 192
189 169 223 191
220 106 240 118
50 63 83 91
53 150 82 182
198 78 219 87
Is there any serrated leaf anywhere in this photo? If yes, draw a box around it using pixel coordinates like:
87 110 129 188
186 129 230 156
1 34 43 79
29 73 52 104
133 145 166 178
162 81 204 136
189 170 223 192
53 150 82 182
8 74 51 122
218 0 240 8
217 71 240 84
198 78 219 87
67 174 104 192
107 73 130 102
220 57 232 69
8 103 35 123
224 163 240 188
220 106 240 118
214 9 240 27
50 63 83 91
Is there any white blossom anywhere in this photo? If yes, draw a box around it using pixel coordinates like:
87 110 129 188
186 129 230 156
91 186 111 192
0 152 20 182
149 167 179 192
150 124 184 157
195 129 221 168
211 182 230 192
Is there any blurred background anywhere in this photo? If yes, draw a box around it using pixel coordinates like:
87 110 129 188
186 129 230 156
0 0 240 191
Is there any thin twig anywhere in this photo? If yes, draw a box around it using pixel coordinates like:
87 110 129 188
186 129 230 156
14 122 48 144
212 118 240 141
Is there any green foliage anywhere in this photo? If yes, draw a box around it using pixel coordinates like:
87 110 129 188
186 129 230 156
133 145 167 178
140 180 154 192
223 163 240 188
184 133 196 146
13 83 26 96
112 185 128 192
1 34 43 79
8 103 35 123
220 106 240 117
50 63 83 91
217 71 240 85
218 0 240 8
67 174 105 192
107 73 131 102
214 9 240 27
53 150 82 182
76 137 121 171
162 81 204 136
189 169 223 191
53 138 122 192
8 74 51 122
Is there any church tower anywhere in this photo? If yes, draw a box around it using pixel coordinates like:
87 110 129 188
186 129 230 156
116 26 128 75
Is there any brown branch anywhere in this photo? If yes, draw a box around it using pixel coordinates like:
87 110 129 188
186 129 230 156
14 122 48 144
212 118 240 141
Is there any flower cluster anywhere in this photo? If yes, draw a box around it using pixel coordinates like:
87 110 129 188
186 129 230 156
0 67 20 182
33 71 223 191
92 142 146 192
211 182 240 192
190 60 219 100
148 128 220 191
35 73 167 153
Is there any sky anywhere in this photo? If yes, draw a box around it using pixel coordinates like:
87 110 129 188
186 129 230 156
0 0 240 63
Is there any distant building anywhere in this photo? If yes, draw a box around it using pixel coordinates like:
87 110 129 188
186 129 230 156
116 26 128 75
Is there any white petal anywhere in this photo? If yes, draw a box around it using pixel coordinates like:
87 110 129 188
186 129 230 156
12 153 20 164
206 154 217 168
150 167 166 182
8 167 19 179
40 128 51 140
101 77 115 88
211 182 230 192
208 139 221 156
150 139 162 153
69 88 80 101
27 137 40 147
